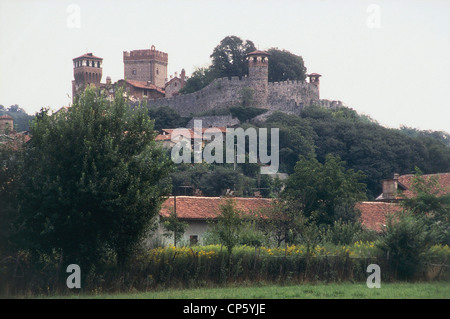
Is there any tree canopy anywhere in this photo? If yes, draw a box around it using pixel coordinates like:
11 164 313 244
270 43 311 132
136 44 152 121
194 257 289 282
12 87 173 267
267 48 307 82
179 36 308 94
282 154 367 226
210 35 256 79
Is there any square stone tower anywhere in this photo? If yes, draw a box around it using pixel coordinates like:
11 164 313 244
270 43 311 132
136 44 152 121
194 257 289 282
123 45 168 89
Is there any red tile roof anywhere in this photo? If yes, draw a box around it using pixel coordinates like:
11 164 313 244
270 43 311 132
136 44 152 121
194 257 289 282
73 53 103 60
125 80 165 94
0 115 13 120
160 196 273 220
398 173 450 198
356 201 404 232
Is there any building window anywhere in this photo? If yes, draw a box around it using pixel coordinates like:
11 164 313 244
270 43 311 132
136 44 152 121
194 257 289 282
190 235 198 246
143 89 148 96
132 69 136 75
156 69 159 75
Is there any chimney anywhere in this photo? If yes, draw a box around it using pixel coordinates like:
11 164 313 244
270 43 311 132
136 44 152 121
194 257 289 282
382 174 399 201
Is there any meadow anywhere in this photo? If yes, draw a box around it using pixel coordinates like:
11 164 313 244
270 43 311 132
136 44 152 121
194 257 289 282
43 282 450 299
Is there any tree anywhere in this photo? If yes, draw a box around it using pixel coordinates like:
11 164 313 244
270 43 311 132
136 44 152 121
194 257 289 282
267 48 307 82
148 106 189 131
211 198 242 257
198 167 243 196
0 142 22 255
298 105 450 198
282 154 367 226
179 67 218 94
210 35 256 78
264 111 316 173
13 87 173 269
378 211 438 280
401 168 450 244
162 206 188 247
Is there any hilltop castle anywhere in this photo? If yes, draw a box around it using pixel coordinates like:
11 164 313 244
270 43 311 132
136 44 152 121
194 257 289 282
72 46 342 121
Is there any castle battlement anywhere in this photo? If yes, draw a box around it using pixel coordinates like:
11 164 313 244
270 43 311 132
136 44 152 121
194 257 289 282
123 45 168 63
73 47 336 121
268 79 308 86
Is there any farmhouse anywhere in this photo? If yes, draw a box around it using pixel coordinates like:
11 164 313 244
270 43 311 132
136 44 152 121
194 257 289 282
155 172 450 245
155 196 272 246
357 172 450 231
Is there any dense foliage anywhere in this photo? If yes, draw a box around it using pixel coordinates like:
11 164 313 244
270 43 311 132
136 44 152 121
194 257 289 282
179 36 309 94
9 87 173 269
0 104 35 132
263 108 450 198
267 48 307 82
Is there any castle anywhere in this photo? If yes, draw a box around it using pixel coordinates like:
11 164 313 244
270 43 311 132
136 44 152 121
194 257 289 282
72 46 342 121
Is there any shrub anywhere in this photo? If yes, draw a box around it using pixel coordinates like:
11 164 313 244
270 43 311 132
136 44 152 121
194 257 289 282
377 212 439 280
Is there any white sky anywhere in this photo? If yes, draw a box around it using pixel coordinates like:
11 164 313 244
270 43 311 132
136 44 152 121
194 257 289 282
0 0 449 132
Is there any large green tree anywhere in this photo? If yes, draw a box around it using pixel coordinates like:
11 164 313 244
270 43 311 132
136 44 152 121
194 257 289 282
210 35 256 78
282 154 367 226
178 67 218 94
267 48 307 82
180 36 256 94
13 87 173 268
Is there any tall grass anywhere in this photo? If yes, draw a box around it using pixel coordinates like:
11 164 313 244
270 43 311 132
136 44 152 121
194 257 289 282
1 243 449 297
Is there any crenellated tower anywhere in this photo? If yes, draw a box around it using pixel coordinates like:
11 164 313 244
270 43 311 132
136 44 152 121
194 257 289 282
123 45 168 88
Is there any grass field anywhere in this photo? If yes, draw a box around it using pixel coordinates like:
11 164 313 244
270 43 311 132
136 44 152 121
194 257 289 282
43 281 450 299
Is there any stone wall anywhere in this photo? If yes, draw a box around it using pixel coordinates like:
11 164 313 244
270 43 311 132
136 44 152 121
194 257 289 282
267 80 319 114
148 76 251 116
186 115 240 128
147 76 322 118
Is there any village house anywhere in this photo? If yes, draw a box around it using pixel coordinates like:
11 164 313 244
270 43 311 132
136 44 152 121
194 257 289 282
155 127 227 150
154 172 450 245
356 172 450 231
155 196 272 246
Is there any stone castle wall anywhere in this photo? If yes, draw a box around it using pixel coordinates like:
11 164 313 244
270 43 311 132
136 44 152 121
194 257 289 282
148 76 250 116
147 76 322 117
267 80 320 114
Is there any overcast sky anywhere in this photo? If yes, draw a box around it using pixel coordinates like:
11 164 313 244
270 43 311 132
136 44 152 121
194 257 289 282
0 0 449 132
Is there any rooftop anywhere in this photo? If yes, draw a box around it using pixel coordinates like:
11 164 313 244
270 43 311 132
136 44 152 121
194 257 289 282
356 201 403 232
246 50 270 56
376 172 450 201
73 53 103 61
160 196 272 220
124 80 165 94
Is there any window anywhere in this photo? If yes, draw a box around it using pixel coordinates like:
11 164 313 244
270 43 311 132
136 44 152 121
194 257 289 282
190 235 198 246
132 69 136 75
143 89 148 96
